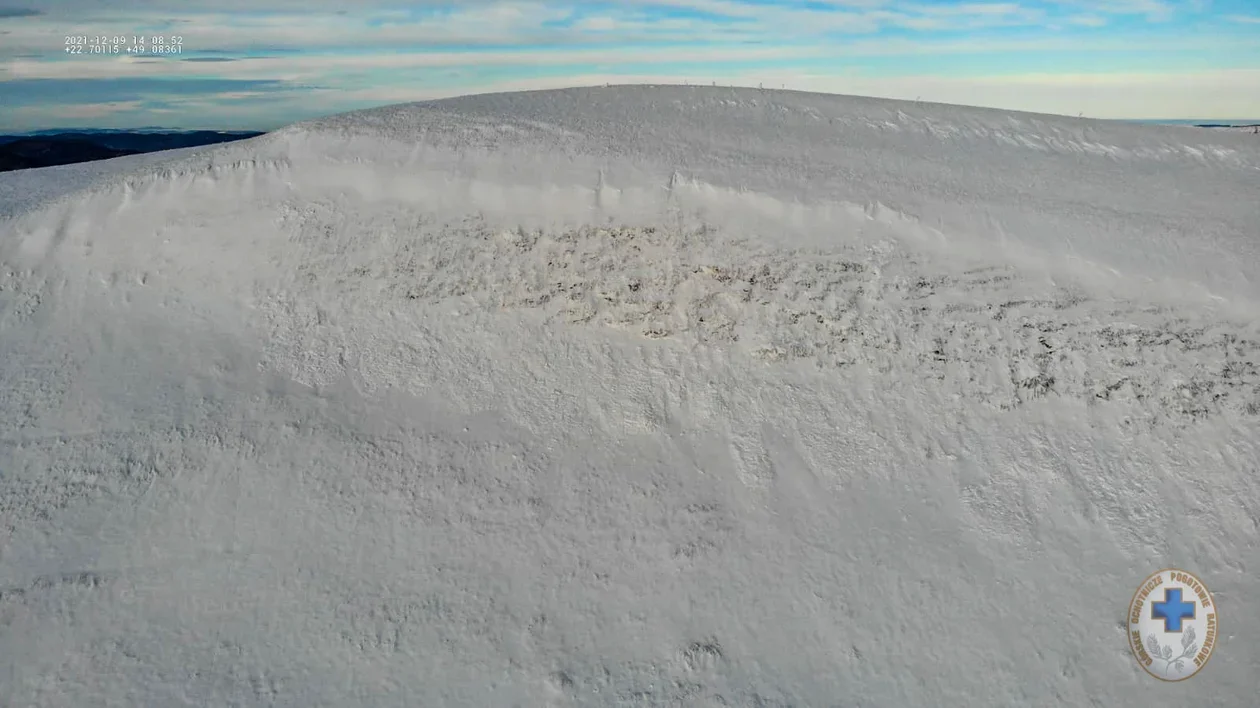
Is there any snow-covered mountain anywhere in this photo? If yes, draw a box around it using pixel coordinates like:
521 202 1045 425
1 86 1257 706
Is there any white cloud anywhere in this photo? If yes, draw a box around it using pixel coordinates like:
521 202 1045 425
4 0 1256 125
1067 15 1107 26
730 67 1260 118
909 2 1024 17
573 16 618 31
43 67 1257 127
58 100 146 117
1224 14 1260 24
308 67 1260 120
1042 0 1174 21
5 31 1253 83
630 0 766 18
9 99 145 119
0 0 1178 57
2 45 831 81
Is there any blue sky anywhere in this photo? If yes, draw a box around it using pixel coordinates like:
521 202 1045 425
1 0 1258 130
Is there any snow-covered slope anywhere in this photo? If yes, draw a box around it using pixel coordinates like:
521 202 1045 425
0 143 228 219
1 86 1257 706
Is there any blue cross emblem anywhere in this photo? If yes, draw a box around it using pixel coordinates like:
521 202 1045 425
1151 588 1195 632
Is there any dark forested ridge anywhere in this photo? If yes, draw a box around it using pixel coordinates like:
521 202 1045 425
0 130 264 172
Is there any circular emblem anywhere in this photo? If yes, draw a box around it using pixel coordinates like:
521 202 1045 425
1127 568 1218 681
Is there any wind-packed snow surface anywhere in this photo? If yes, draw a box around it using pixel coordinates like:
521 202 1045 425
2 86 1259 706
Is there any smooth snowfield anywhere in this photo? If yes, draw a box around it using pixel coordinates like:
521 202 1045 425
1 86 1258 706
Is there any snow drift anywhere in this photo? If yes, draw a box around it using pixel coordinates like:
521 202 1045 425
1 86 1258 706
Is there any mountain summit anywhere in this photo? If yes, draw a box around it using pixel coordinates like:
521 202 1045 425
1 86 1257 706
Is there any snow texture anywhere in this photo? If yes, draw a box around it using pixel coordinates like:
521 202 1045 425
1 85 1258 706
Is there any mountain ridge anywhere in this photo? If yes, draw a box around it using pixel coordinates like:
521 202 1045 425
1 86 1256 705
0 129 265 173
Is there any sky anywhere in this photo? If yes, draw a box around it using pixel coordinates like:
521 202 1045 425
1 0 1258 131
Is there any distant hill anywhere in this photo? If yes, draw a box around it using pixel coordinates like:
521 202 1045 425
0 130 264 172
0 137 140 172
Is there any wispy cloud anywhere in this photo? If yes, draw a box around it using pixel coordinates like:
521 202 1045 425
1067 14 1107 26
0 1 1173 54
7 99 143 121
56 100 145 118
6 45 834 81
70 67 1260 129
1044 0 1175 21
1 0 1258 128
